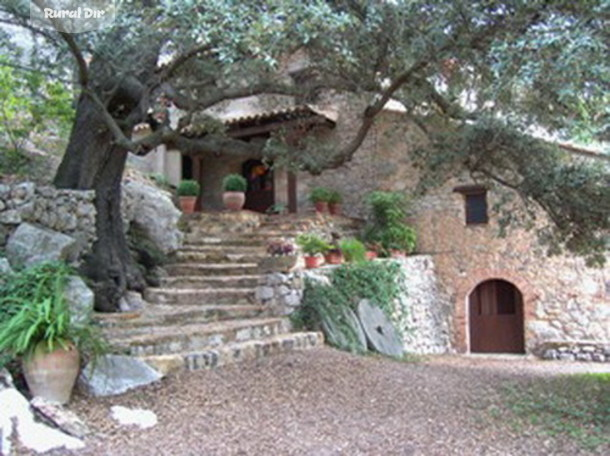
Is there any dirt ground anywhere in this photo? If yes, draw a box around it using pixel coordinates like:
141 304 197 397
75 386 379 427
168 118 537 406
27 348 610 456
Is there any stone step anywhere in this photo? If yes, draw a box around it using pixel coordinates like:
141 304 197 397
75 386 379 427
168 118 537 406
164 262 261 276
144 287 257 305
141 331 324 374
172 250 266 264
93 304 268 328
183 236 268 247
160 274 262 289
108 317 290 357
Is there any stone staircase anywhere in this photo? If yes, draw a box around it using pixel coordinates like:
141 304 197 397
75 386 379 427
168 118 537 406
93 211 361 375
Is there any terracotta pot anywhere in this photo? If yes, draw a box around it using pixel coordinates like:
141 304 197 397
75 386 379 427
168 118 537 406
366 251 378 260
390 250 406 259
223 191 246 211
314 202 328 214
328 203 341 215
324 250 344 265
259 255 299 273
22 342 80 405
179 196 197 214
304 255 324 269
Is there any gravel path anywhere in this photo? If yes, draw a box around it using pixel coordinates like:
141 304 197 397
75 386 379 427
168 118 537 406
34 349 610 455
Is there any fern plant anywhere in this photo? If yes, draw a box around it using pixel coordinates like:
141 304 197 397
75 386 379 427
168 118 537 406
0 262 106 365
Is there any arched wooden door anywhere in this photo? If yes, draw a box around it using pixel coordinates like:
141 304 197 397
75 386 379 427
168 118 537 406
469 279 525 353
242 159 274 213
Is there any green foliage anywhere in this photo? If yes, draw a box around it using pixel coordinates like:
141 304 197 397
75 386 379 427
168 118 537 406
0 262 106 366
339 238 366 263
150 173 172 190
222 174 247 192
292 261 406 353
296 233 331 256
502 374 610 451
416 120 609 266
309 187 332 203
177 179 200 196
364 191 417 255
0 60 74 175
328 190 343 204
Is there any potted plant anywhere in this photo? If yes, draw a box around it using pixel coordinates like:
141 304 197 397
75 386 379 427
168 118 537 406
328 190 343 215
296 234 330 269
364 191 417 258
339 238 366 263
259 239 299 272
177 179 200 214
309 187 331 214
365 242 381 260
324 245 344 265
0 262 105 404
222 174 248 211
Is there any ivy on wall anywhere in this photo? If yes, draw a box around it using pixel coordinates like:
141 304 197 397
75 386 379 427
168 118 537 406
292 261 407 353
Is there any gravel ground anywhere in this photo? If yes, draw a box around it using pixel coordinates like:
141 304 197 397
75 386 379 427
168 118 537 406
22 348 610 456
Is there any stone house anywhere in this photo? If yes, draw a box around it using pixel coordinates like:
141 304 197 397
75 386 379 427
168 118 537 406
133 92 610 360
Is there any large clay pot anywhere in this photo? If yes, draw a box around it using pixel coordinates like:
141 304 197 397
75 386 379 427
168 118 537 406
328 203 341 216
304 255 324 269
22 342 80 404
365 251 378 260
179 196 197 214
314 202 328 214
223 191 245 211
324 250 344 265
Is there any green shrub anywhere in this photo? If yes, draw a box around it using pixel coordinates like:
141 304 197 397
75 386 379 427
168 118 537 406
222 174 247 192
296 234 331 256
0 262 106 365
177 179 200 196
339 238 366 263
364 191 417 255
328 190 343 204
150 173 171 190
309 187 332 203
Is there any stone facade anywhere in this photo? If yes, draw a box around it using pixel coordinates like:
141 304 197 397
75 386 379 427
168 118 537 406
0 182 96 259
150 91 609 359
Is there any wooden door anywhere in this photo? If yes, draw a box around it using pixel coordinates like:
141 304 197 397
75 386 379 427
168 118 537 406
469 280 525 353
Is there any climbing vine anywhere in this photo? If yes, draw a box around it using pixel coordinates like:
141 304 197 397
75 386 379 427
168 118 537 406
292 261 407 353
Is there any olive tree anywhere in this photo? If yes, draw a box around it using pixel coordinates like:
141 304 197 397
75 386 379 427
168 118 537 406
1 0 607 311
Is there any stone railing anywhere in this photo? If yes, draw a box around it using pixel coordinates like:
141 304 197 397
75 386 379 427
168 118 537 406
535 340 610 362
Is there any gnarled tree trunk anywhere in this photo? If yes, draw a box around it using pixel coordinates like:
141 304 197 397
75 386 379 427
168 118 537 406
54 93 144 312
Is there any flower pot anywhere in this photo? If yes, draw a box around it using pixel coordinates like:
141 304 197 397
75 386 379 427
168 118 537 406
179 196 197 214
304 255 324 269
260 255 299 273
223 191 245 211
366 251 378 260
324 250 344 265
314 202 328 214
328 203 341 215
390 249 406 259
22 342 80 405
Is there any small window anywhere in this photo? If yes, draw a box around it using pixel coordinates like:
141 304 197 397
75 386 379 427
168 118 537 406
465 193 488 224
453 185 488 225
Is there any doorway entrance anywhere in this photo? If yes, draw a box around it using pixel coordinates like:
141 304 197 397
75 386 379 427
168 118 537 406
469 279 525 353
242 159 274 213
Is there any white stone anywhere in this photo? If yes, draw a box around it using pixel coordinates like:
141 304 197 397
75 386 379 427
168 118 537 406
110 406 158 429
79 355 163 397
0 209 22 224
122 180 183 254
64 276 94 326
119 291 146 312
6 223 78 268
0 388 84 454
256 286 275 301
0 258 12 275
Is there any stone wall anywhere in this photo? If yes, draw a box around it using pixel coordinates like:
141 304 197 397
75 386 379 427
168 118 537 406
289 94 610 358
255 257 454 355
0 182 96 258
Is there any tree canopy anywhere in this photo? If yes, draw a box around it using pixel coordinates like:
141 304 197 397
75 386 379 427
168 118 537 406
0 0 608 308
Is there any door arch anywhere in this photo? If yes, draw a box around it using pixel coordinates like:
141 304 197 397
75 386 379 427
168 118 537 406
469 279 525 353
242 159 274 213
